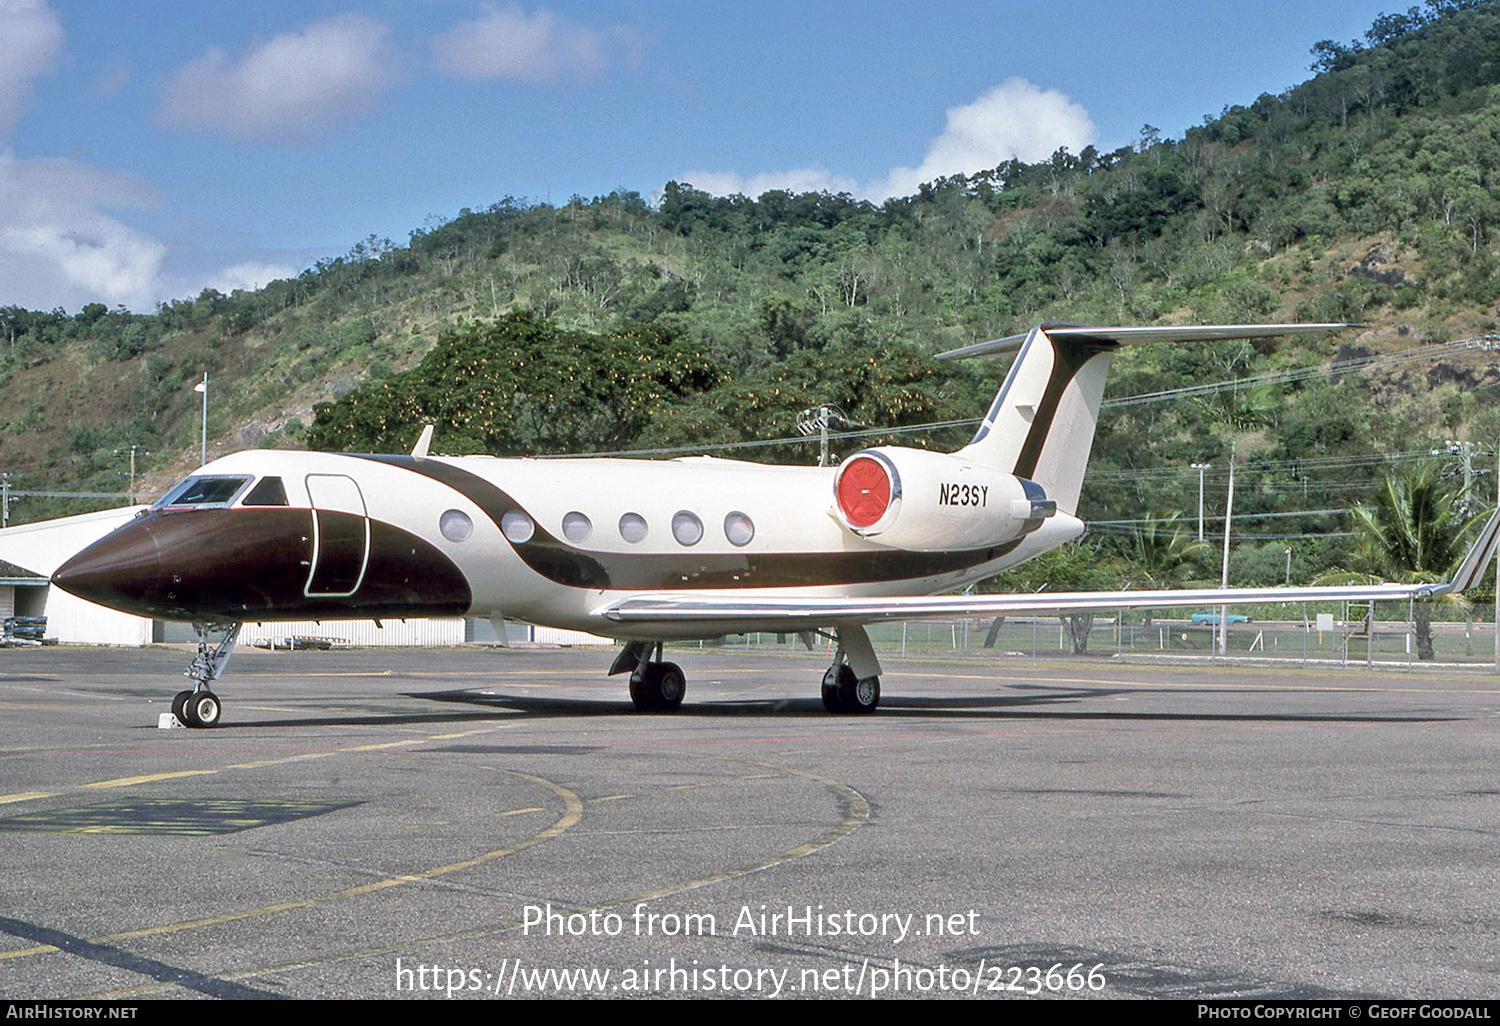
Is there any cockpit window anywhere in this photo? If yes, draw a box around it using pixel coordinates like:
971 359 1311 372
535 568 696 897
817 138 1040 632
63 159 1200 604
242 476 289 506
153 475 251 510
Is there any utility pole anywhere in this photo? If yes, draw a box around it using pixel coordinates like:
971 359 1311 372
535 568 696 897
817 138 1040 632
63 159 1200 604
1219 456 1236 655
1 472 9 529
1190 462 1211 540
797 405 864 467
1434 440 1489 516
194 373 208 467
115 445 139 504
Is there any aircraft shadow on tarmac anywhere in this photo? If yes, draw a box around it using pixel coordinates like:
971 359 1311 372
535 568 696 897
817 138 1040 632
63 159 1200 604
203 685 1458 729
403 686 1457 723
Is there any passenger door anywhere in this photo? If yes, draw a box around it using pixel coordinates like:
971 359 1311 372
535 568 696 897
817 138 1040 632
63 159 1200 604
304 474 369 598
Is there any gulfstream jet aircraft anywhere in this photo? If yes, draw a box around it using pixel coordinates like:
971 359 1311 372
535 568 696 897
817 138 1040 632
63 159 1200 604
50 323 1500 726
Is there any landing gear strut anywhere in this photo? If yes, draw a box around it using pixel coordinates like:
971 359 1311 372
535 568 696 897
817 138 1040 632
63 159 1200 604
821 624 881 714
174 622 240 728
611 640 686 712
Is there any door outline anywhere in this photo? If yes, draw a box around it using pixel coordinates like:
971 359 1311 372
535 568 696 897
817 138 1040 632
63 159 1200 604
304 474 370 598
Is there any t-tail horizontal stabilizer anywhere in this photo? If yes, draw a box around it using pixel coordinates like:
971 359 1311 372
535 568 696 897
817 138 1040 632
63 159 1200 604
934 322 1357 361
935 322 1353 520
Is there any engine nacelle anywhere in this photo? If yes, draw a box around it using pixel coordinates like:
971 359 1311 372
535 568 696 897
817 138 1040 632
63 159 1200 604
831 447 1056 551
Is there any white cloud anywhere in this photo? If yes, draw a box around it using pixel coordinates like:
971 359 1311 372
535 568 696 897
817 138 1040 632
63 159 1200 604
677 167 859 199
208 261 297 295
872 79 1097 200
160 14 398 144
683 78 1098 203
432 4 636 83
0 150 169 311
0 0 64 133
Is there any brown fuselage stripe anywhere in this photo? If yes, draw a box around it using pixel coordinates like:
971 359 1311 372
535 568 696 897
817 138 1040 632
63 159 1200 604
353 455 1024 591
1011 338 1115 481
50 507 471 621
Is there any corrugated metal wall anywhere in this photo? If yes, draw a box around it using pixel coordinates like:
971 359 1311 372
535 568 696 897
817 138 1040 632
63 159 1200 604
163 617 610 648
238 618 466 647
530 626 613 646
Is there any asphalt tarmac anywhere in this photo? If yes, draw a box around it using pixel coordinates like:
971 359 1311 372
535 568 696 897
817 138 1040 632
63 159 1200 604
1 643 1497 1000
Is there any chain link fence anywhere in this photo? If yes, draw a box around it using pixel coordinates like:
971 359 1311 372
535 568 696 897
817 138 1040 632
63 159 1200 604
722 603 1500 671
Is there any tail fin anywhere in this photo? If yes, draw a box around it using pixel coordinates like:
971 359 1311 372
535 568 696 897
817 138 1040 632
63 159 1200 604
939 323 1351 517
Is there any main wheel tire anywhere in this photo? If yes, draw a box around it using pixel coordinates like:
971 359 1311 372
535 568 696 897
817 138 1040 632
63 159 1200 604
629 670 658 711
821 665 852 713
184 691 222 728
837 672 880 714
631 662 687 712
656 662 686 711
171 689 194 723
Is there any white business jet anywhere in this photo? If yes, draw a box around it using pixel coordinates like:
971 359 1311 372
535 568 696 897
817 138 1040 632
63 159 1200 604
50 323 1500 726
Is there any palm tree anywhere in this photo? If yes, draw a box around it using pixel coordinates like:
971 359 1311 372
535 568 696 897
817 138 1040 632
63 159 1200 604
1117 511 1213 588
1320 461 1483 659
1113 512 1212 628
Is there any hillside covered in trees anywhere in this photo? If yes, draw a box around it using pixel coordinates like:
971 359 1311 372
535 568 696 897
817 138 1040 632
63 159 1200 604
5 0 1500 595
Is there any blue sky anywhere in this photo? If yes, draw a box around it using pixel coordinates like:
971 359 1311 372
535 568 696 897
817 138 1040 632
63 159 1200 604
2 0 1403 312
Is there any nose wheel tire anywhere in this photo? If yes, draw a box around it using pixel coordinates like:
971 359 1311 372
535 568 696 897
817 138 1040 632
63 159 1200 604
629 661 686 712
179 690 222 728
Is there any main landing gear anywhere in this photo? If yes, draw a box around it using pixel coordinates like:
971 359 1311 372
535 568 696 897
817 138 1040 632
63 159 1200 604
171 622 241 728
821 624 881 714
609 624 884 715
611 641 686 712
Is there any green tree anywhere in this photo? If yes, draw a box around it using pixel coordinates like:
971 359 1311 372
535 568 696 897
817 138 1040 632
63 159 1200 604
307 312 719 455
1319 462 1482 659
994 541 1127 655
1113 511 1213 588
1110 511 1213 628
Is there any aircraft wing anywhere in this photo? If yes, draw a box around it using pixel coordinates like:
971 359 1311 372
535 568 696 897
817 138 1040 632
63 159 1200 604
604 505 1500 629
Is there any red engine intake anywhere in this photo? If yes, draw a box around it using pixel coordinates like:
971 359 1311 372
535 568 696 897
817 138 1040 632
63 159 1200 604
831 447 1055 549
834 453 897 530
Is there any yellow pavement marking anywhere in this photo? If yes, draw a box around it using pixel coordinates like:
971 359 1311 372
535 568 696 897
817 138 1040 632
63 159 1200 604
591 793 634 802
80 771 215 790
260 671 397 677
224 753 339 770
343 739 428 753
57 720 510 792
0 769 582 963
496 807 545 817
83 754 871 1000
0 792 58 805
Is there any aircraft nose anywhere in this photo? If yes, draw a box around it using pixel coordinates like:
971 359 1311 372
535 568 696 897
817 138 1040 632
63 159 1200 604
51 516 171 617
51 506 470 622
51 508 319 621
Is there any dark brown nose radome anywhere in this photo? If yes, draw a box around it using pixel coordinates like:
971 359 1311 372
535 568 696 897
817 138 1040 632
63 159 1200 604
51 508 472 622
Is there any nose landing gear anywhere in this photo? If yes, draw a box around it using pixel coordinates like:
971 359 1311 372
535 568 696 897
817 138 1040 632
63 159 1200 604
172 622 241 728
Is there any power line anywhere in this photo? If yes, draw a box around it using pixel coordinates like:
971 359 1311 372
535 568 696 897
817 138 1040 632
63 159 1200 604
537 334 1499 460
1091 508 1350 526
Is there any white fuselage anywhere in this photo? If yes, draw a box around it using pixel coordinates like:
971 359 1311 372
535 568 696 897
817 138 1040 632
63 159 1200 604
58 448 1081 639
